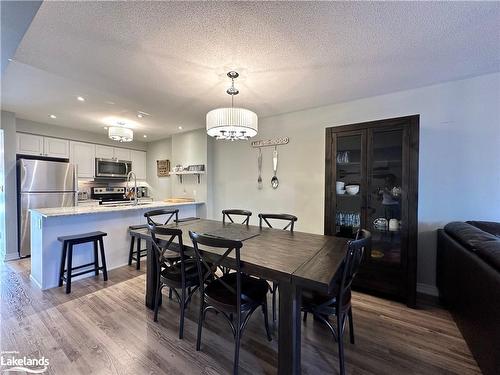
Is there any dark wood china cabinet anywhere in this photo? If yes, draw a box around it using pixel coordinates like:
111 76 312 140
324 115 419 307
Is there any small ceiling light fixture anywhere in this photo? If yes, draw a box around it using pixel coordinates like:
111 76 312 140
103 118 135 143
77 96 86 102
137 111 150 119
143 134 147 138
206 71 258 141
49 114 57 119
178 126 183 130
137 113 143 118
108 126 133 142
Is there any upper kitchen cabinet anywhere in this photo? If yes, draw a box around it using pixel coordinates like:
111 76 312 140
95 145 115 159
95 145 131 161
114 147 131 161
70 141 95 178
44 137 70 159
17 133 44 156
130 150 146 180
17 133 69 159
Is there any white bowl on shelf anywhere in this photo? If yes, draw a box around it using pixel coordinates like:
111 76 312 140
345 185 360 195
336 189 346 195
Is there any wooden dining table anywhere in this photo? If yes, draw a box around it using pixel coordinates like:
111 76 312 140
130 218 348 375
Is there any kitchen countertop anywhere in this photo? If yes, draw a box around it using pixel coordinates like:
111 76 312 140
31 201 204 218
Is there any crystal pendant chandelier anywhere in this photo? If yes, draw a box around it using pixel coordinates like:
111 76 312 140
206 71 258 141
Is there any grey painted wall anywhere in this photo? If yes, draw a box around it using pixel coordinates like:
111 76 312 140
209 72 500 293
0 111 18 260
146 137 172 200
16 118 148 151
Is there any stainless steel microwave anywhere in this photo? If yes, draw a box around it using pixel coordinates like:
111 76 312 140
95 158 132 179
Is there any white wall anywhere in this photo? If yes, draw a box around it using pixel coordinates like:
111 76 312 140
146 129 210 217
146 137 172 200
0 111 18 260
209 72 500 292
171 129 207 203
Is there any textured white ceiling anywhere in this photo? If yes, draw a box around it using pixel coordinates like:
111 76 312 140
2 1 499 139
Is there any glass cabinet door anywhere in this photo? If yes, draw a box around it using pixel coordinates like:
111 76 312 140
334 132 364 238
366 127 404 265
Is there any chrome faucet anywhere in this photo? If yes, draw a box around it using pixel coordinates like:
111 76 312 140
126 171 138 205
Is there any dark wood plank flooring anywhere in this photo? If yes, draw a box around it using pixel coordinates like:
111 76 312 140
0 259 480 374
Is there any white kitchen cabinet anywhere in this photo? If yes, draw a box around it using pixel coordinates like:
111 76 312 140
95 145 131 161
44 137 70 158
113 147 131 161
17 133 69 159
17 133 44 156
130 150 147 180
70 141 95 178
95 145 114 159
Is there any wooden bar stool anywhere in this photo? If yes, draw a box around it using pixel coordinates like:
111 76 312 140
128 224 148 270
58 231 108 294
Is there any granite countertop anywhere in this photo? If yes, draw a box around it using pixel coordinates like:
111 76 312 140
31 201 204 218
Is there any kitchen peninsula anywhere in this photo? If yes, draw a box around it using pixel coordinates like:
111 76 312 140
29 201 204 289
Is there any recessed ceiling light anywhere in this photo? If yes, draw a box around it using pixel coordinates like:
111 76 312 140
77 96 85 102
137 113 143 118
143 135 147 138
178 126 183 130
8 58 14 62
49 114 57 119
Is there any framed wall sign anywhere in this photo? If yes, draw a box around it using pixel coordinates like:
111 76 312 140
156 159 170 177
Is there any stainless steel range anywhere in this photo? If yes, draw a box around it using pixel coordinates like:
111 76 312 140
91 187 128 205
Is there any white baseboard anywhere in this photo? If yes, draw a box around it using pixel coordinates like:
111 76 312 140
417 283 439 297
4 252 20 261
30 274 43 289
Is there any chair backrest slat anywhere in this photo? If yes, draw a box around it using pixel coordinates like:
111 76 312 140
222 209 252 225
258 213 298 231
145 209 179 227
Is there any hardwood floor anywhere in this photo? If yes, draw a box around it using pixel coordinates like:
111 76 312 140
1 259 480 374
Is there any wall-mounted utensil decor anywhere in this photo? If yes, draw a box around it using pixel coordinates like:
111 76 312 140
251 137 289 148
257 148 263 189
271 146 279 189
156 159 170 177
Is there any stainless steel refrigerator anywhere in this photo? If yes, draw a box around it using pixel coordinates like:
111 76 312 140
18 159 76 257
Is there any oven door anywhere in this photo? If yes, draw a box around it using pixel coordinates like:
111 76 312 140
95 159 131 178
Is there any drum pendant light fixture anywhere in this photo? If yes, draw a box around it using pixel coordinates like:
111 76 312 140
206 71 258 141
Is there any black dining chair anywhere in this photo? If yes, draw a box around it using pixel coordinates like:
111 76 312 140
144 208 179 226
258 213 298 321
150 224 199 339
301 229 371 375
145 209 181 300
222 209 252 225
189 231 272 375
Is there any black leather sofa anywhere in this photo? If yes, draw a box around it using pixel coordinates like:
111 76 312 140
437 221 500 375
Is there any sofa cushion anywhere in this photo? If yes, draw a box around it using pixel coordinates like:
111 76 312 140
445 222 500 271
475 241 500 272
467 221 500 238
